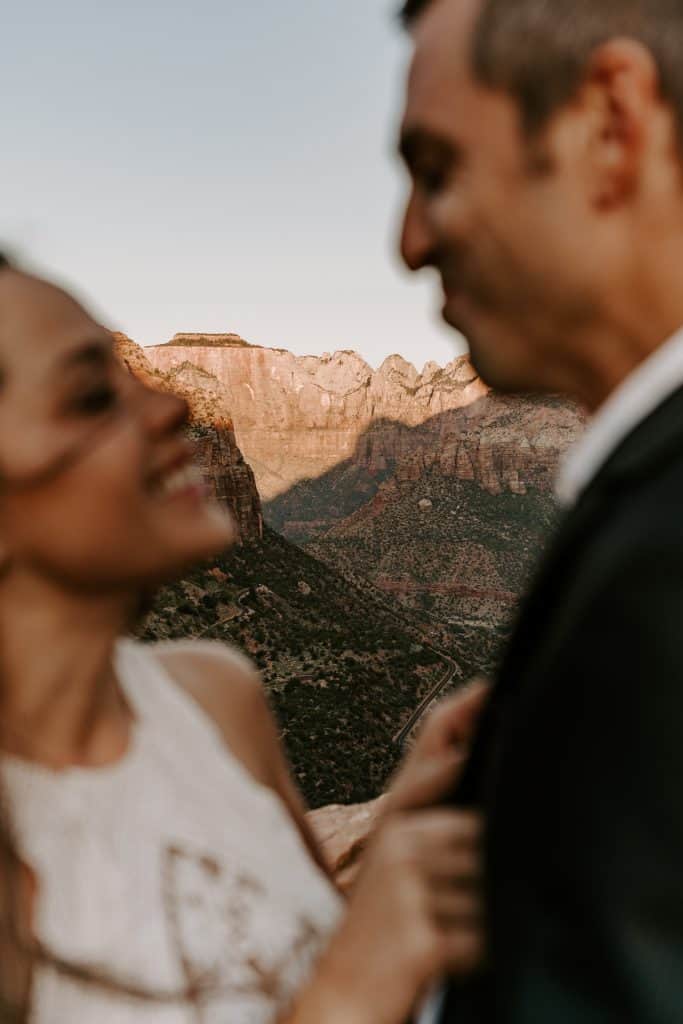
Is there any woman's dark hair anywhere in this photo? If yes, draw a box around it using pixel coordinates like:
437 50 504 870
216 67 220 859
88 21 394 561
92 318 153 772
0 249 31 1021
0 255 217 1018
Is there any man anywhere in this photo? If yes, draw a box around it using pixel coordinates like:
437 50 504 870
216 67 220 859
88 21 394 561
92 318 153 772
399 0 683 1020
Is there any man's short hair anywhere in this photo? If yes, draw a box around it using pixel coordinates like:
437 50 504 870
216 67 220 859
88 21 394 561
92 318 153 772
401 0 683 138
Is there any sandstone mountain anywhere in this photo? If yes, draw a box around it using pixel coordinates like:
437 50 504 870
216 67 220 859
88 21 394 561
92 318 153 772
145 337 489 505
144 336 584 540
304 393 582 662
114 332 452 805
143 335 585 672
119 330 588 802
113 333 263 544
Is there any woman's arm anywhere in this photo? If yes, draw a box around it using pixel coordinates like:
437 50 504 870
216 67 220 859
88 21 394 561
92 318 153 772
157 640 488 1024
279 798 484 1024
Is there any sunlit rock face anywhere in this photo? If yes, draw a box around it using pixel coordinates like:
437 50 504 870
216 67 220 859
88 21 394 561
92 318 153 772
145 338 584 534
113 334 263 544
144 338 491 503
140 333 585 666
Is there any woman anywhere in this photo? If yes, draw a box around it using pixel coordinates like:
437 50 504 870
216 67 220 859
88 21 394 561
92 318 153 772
0 257 486 1023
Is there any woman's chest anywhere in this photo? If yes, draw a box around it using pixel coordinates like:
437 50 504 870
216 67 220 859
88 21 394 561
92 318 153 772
19 767 342 1023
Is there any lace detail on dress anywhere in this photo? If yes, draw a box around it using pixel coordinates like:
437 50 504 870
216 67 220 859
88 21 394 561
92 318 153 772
162 844 326 1021
3 640 343 1024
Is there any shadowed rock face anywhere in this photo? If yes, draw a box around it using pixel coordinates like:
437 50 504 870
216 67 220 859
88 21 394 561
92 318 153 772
113 334 263 544
144 342 491 503
267 393 585 543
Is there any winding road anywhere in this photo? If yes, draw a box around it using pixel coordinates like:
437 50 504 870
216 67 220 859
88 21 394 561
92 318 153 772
193 578 461 747
392 650 459 747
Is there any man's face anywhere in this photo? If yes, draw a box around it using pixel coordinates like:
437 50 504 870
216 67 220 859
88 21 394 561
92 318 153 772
399 0 604 394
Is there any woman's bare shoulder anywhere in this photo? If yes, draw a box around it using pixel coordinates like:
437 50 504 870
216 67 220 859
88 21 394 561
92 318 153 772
149 639 330 877
152 639 262 708
150 639 271 783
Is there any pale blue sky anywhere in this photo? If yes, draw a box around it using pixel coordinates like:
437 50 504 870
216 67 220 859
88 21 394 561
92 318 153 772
3 1 466 369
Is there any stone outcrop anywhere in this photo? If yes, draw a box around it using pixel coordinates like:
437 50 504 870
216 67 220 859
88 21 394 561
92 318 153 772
113 334 263 544
307 796 386 893
145 340 490 503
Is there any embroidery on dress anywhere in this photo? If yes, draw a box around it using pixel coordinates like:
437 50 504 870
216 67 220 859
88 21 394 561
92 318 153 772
162 844 325 1022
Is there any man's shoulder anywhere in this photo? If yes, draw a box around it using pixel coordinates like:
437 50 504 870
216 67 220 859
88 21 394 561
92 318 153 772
604 449 683 550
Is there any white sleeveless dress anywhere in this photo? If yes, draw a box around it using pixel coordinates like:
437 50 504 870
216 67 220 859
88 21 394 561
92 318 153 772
2 639 343 1024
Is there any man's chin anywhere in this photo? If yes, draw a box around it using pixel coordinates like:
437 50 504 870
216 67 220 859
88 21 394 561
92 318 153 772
442 298 469 338
441 301 526 392
467 345 529 395
443 315 516 393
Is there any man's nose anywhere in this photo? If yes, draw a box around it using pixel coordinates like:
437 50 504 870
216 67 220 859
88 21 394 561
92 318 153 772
400 190 435 272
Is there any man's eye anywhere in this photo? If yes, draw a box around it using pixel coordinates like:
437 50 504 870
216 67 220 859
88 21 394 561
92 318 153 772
419 167 447 195
72 386 119 415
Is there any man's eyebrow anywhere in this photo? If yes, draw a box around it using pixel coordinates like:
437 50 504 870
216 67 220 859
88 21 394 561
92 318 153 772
399 126 459 168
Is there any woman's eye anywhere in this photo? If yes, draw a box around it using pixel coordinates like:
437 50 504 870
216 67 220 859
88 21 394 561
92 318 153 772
72 386 119 416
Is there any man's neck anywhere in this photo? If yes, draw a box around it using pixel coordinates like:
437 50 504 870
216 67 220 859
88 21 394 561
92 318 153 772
578 249 683 413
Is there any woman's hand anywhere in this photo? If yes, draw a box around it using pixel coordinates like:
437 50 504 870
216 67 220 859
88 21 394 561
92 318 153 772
284 682 491 1024
386 677 491 817
325 816 483 1021
327 679 492 895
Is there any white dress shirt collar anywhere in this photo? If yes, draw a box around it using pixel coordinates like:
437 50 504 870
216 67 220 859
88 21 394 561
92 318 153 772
556 326 683 508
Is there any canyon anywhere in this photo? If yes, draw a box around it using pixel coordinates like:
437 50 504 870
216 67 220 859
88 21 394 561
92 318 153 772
117 330 586 809
144 334 489 505
144 334 584 542
144 334 585 664
116 333 449 806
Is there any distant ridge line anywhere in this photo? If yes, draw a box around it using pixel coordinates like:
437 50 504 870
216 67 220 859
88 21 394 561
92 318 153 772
146 335 477 379
160 332 257 349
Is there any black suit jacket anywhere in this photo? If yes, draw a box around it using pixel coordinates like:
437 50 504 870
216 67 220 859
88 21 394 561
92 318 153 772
440 384 683 1023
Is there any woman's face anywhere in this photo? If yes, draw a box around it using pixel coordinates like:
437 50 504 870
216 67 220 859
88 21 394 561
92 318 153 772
0 270 236 592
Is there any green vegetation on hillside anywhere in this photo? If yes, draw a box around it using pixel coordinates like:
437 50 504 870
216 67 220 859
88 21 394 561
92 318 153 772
162 334 253 348
139 527 449 807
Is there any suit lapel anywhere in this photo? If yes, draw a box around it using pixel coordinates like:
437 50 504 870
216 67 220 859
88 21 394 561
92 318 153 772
454 383 683 807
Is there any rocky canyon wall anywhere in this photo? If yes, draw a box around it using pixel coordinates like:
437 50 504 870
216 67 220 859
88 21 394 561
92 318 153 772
143 335 584 542
145 336 492 503
113 334 263 543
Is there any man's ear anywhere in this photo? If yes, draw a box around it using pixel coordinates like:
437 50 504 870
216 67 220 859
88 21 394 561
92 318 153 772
583 38 659 210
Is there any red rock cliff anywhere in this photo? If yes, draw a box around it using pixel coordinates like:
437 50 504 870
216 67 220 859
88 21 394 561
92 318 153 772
143 338 585 534
113 334 263 544
144 341 492 501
